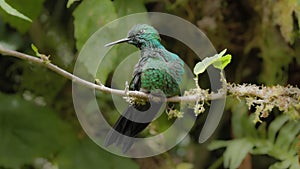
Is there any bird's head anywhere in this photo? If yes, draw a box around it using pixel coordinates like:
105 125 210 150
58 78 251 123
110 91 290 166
105 24 161 49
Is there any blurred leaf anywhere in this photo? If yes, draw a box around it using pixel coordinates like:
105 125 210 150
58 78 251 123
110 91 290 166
0 29 23 50
0 0 44 32
245 8 294 85
259 27 293 85
209 139 254 169
269 157 300 169
56 137 139 169
113 0 147 16
208 140 230 150
73 0 117 50
73 0 148 87
268 115 289 143
67 0 79 8
0 93 74 168
209 114 300 169
273 0 300 44
18 63 67 103
269 159 291 169
223 139 254 169
230 98 258 138
35 17 75 67
273 119 300 152
176 162 194 169
0 0 31 21
97 45 137 84
105 0 147 84
33 158 59 169
0 93 138 169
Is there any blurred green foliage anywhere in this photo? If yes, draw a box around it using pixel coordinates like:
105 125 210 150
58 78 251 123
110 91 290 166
0 93 138 169
0 0 32 22
0 93 73 168
209 98 300 169
73 0 117 50
0 0 44 32
0 0 299 169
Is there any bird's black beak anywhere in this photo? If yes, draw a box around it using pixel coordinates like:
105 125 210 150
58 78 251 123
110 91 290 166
104 38 130 47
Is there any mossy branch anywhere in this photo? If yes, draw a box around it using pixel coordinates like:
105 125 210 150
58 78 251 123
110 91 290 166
227 83 300 122
0 45 299 121
0 45 224 102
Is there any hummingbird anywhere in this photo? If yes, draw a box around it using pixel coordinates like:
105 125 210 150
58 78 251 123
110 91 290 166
104 24 184 153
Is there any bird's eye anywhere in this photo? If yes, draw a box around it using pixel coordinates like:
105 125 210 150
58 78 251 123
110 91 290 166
139 29 145 34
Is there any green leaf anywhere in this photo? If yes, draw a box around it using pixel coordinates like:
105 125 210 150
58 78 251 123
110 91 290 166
0 26 23 50
73 0 148 86
99 0 147 84
193 49 230 75
246 22 293 85
210 107 300 169
213 54 232 70
274 120 300 152
193 54 219 75
0 93 74 168
268 115 289 143
208 140 230 150
289 157 300 169
269 157 300 169
31 43 40 56
218 48 227 56
223 139 254 169
230 98 258 138
0 0 45 32
176 162 194 169
113 0 147 16
273 0 300 44
73 0 117 50
0 93 138 169
96 46 138 85
269 159 292 169
0 0 31 21
18 62 67 103
67 0 79 8
56 137 139 169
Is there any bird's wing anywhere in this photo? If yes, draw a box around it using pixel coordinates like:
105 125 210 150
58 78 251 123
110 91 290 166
129 72 141 91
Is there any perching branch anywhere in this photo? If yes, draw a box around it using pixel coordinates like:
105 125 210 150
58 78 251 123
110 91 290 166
0 45 223 102
0 45 299 121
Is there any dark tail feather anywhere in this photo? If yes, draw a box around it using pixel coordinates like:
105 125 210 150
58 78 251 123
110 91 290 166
104 101 163 153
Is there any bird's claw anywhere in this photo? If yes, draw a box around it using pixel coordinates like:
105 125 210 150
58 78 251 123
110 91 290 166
124 81 129 96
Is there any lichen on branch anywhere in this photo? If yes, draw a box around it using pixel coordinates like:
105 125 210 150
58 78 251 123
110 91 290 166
227 83 300 122
0 45 299 122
